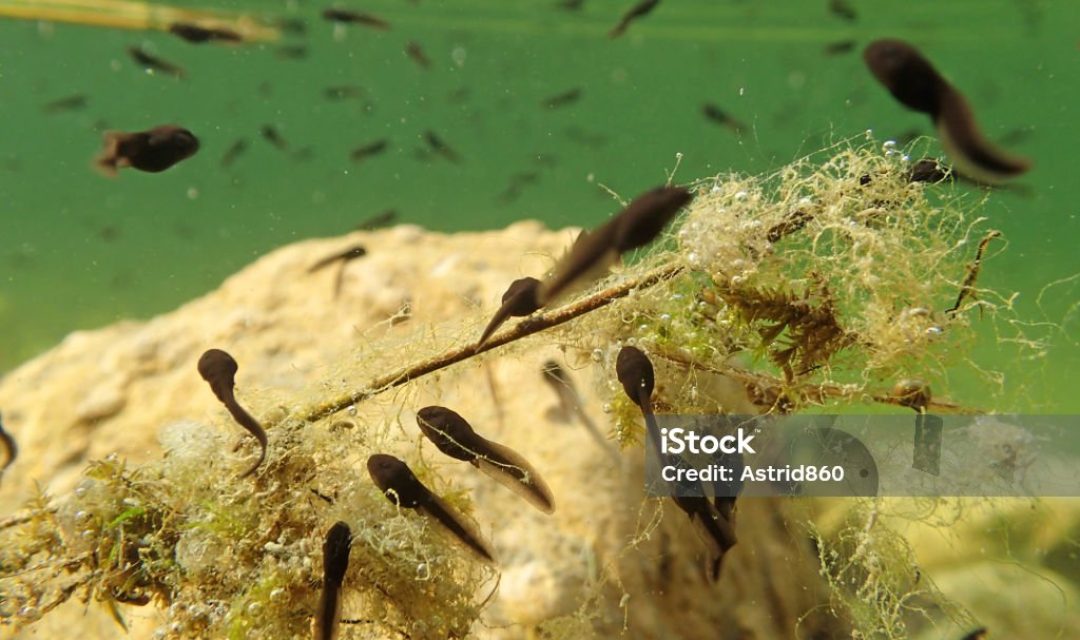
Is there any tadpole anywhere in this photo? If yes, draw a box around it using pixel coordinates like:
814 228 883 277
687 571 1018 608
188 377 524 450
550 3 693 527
366 453 496 564
863 39 1031 184
196 348 267 477
477 276 541 346
416 406 555 514
536 186 692 307
541 361 620 462
316 521 352 640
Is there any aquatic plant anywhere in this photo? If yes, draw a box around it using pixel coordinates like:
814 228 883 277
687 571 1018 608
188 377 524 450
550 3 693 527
0 135 1033 638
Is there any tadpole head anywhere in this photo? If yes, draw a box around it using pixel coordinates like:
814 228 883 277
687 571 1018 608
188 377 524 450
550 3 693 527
862 39 944 116
616 346 655 409
500 277 541 316
322 521 352 586
197 348 238 400
416 406 479 462
366 454 426 508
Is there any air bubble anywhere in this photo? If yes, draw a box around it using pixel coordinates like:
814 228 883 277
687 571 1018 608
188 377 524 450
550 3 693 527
416 563 431 580
602 403 612 414
591 349 603 363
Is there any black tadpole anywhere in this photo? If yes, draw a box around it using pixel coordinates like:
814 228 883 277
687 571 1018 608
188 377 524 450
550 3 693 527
197 348 267 477
608 0 661 38
535 186 692 307
477 276 541 346
416 406 555 514
615 346 655 421
366 454 496 564
316 522 352 640
863 39 1031 184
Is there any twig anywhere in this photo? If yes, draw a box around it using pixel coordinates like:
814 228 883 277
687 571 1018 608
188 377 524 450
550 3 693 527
0 506 57 531
653 349 976 414
301 263 685 423
946 230 1001 316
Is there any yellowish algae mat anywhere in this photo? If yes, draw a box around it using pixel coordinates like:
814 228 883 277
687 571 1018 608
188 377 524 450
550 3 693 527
1 135 1073 639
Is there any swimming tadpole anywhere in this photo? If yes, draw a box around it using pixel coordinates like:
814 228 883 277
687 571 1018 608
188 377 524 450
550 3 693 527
196 348 267 478
95 125 199 176
534 185 693 308
168 22 243 44
416 406 555 514
314 521 352 640
608 0 661 39
863 39 1031 184
366 453 496 565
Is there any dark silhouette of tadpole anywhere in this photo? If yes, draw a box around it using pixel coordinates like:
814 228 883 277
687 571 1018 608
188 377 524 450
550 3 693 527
535 186 693 308
541 361 620 462
168 22 243 44
0 411 16 486
615 346 657 436
863 39 1031 184
477 277 541 346
615 346 737 578
95 126 199 176
126 46 186 78
308 244 368 298
321 9 390 29
316 522 351 640
366 454 496 564
416 406 555 514
608 0 660 38
197 349 267 477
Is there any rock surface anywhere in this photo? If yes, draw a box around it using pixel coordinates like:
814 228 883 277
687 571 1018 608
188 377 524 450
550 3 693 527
0 222 831 638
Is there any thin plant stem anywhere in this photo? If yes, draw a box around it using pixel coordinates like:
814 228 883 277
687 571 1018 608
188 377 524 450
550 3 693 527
302 262 685 423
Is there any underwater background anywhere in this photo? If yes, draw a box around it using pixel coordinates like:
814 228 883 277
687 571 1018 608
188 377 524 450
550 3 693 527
0 0 1076 410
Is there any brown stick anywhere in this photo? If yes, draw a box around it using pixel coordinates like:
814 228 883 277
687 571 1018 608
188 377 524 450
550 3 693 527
946 230 1001 316
653 349 976 414
301 263 685 423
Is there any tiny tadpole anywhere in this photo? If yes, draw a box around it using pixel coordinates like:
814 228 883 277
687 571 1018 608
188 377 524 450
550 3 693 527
322 9 391 30
608 0 661 38
126 46 186 78
168 22 243 44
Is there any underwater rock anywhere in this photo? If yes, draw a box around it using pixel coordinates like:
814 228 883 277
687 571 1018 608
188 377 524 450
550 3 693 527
0 221 835 639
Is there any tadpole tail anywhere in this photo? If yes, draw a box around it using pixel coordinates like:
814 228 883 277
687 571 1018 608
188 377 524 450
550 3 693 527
315 581 342 640
935 87 1031 185
419 493 497 565
225 400 267 478
477 300 515 346
474 438 556 514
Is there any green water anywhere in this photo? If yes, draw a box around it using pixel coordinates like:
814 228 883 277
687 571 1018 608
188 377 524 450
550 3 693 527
1 0 1077 410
